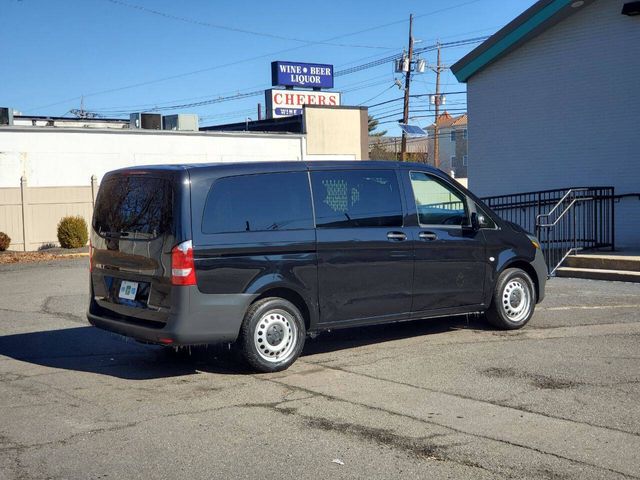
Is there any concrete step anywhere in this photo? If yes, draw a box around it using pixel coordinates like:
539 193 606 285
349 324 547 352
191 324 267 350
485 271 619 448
556 266 640 283
563 254 640 272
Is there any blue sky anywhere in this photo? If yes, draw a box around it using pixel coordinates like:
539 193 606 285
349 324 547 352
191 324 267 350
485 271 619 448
1 0 536 134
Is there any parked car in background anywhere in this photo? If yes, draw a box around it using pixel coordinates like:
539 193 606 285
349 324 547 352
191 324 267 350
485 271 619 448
87 161 547 372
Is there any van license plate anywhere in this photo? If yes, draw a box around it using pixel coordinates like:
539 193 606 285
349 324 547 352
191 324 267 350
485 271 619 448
118 281 139 300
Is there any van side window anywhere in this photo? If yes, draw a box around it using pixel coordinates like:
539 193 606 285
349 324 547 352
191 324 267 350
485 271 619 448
202 172 313 233
311 170 403 228
410 172 469 226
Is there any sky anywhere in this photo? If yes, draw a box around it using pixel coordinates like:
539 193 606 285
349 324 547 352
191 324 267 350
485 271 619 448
1 0 537 135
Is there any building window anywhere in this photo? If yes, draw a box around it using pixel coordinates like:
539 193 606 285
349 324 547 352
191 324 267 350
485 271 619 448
451 156 456 166
463 155 468 166
463 129 468 140
450 130 456 142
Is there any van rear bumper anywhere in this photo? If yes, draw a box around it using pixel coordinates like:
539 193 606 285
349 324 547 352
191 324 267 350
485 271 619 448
87 286 258 345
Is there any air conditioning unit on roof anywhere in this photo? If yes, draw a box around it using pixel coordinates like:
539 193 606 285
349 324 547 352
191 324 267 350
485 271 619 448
130 113 162 130
163 114 199 132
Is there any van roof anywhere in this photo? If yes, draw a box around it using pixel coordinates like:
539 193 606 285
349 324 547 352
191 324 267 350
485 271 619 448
113 160 442 175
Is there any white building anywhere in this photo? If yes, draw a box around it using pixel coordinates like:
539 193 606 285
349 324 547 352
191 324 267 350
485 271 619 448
0 106 369 250
451 0 640 248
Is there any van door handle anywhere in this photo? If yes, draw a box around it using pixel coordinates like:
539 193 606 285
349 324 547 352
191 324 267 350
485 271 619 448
419 231 438 241
387 232 407 241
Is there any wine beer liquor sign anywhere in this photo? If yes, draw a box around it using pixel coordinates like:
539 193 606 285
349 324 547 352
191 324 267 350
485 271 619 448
266 61 340 118
271 61 334 89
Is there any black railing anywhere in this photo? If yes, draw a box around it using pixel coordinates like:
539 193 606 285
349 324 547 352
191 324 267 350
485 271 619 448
482 187 615 275
421 201 465 210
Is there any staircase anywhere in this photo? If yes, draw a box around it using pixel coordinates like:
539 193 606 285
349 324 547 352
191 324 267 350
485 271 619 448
557 252 640 283
482 187 616 277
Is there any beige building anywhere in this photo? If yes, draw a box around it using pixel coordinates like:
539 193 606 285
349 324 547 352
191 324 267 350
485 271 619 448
426 112 468 179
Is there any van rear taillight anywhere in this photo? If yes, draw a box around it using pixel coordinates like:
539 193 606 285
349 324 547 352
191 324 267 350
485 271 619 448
89 240 94 272
171 240 196 286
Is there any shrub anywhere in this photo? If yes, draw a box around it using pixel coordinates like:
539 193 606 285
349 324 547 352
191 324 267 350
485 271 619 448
0 232 10 251
57 216 88 249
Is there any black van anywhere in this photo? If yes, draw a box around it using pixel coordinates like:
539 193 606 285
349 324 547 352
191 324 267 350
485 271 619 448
88 161 546 372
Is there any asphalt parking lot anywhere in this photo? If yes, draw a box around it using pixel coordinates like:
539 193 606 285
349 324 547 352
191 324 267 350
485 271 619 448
0 258 639 479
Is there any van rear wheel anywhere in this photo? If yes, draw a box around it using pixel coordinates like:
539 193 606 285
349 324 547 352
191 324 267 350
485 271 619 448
238 297 306 373
485 268 536 330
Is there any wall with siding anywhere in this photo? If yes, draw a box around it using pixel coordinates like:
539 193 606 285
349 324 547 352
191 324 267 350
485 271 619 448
0 188 23 250
0 181 95 251
467 0 640 247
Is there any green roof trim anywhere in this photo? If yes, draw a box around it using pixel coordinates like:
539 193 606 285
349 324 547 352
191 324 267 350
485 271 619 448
453 0 573 82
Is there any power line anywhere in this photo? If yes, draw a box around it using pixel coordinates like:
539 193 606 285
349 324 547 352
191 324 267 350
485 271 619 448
357 84 397 107
93 73 395 115
24 2 485 112
103 0 389 49
335 37 487 77
374 107 468 121
90 82 270 113
93 77 400 117
366 91 467 111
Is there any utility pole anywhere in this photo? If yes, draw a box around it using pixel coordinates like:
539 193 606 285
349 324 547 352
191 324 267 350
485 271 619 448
70 95 97 119
432 43 442 169
400 14 413 162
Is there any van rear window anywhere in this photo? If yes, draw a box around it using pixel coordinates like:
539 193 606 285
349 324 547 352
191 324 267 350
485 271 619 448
93 175 173 238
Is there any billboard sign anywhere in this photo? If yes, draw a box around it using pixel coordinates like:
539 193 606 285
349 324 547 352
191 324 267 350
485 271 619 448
266 89 341 118
271 61 334 89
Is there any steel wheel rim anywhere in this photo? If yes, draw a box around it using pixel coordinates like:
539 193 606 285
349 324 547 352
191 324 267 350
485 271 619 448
501 279 531 322
254 309 297 363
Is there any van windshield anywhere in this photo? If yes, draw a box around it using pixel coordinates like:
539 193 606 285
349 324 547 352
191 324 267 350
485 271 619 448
93 175 173 239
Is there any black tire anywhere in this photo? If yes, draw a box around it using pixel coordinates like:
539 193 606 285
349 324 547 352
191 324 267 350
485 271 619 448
485 268 536 330
238 297 306 373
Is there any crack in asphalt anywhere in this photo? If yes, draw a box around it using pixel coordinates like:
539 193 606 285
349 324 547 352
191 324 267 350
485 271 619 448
233 397 498 477
0 294 86 324
263 375 640 480
0 381 495 478
480 367 582 390
480 366 640 390
306 322 640 366
297 359 640 438
40 295 87 324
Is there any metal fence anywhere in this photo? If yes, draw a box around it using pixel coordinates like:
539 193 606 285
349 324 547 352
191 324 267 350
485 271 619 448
482 187 615 274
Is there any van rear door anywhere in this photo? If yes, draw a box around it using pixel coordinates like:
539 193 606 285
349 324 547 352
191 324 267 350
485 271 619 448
89 169 188 327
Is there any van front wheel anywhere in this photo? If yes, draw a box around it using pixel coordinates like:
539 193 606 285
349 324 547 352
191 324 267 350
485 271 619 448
238 297 306 373
485 268 536 330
